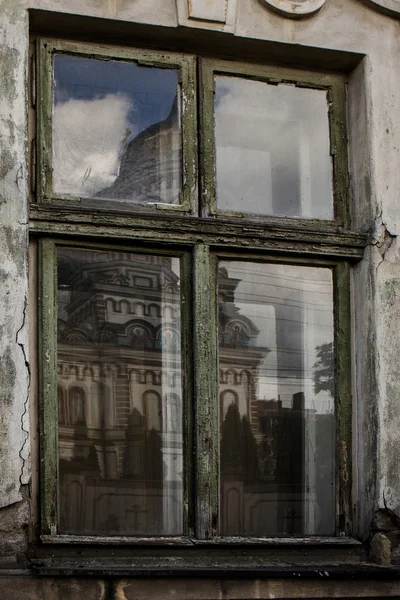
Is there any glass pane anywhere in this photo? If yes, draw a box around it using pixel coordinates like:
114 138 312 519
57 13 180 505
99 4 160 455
218 261 335 536
52 55 182 206
215 76 333 219
57 248 183 536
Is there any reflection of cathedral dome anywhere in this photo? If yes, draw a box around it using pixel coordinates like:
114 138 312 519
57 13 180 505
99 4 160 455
218 268 264 350
58 252 181 349
95 97 181 204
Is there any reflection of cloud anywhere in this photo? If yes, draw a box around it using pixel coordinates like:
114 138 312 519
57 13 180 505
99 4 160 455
215 77 333 219
53 94 133 196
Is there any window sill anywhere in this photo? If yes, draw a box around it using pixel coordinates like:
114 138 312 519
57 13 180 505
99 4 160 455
40 535 362 547
29 557 400 580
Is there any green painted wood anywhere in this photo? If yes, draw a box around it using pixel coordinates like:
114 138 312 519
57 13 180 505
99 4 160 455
193 245 218 539
29 208 367 260
334 262 353 536
34 41 356 544
199 58 349 227
38 238 58 535
181 251 194 536
36 38 197 214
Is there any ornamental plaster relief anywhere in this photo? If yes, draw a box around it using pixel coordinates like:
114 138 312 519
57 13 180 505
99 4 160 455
177 0 400 30
360 0 400 17
258 0 400 19
258 0 327 19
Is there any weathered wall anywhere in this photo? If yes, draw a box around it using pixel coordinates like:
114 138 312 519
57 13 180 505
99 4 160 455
2 0 400 594
0 1 30 566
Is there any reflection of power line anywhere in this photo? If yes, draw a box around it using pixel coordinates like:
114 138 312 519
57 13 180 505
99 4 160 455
229 312 333 327
232 277 332 292
222 265 332 283
233 311 333 328
222 267 332 284
254 369 332 376
234 294 332 310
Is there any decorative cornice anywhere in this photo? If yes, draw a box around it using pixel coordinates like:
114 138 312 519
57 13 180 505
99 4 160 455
258 0 327 19
360 0 400 17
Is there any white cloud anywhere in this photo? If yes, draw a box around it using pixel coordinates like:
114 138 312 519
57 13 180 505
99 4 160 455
214 77 333 219
53 94 133 197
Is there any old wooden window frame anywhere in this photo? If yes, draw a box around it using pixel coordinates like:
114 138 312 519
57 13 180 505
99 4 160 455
199 59 349 226
35 38 198 214
30 36 367 546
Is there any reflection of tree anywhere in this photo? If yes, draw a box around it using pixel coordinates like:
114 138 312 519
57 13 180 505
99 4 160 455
313 341 334 396
220 403 258 483
123 408 163 484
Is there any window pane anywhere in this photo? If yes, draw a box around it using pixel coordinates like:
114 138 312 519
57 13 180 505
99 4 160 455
218 261 335 536
215 76 333 219
53 55 182 206
57 248 183 536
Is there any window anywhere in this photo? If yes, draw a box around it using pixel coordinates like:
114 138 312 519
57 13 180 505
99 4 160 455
32 38 364 543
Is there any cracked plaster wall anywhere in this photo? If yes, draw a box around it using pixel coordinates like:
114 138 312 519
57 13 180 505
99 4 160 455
1 0 400 566
0 0 30 519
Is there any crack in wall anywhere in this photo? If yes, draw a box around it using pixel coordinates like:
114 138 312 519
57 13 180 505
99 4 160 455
16 295 30 486
371 209 397 273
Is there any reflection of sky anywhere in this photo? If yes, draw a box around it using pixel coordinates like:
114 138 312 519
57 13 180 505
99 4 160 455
52 55 178 196
54 55 178 134
222 262 334 413
214 76 333 219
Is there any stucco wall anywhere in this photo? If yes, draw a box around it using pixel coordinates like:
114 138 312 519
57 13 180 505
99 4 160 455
2 0 400 594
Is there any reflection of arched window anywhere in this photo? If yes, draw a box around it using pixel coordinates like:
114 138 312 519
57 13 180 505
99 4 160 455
165 393 181 432
160 328 180 352
90 382 112 428
69 386 86 424
220 389 238 421
143 391 162 432
58 385 66 425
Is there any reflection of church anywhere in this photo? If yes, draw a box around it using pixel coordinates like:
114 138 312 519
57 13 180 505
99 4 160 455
218 267 334 537
57 249 333 537
57 250 183 535
218 269 304 536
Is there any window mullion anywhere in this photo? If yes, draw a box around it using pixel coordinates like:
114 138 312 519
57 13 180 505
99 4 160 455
198 59 216 218
38 238 58 536
193 244 218 539
334 261 352 536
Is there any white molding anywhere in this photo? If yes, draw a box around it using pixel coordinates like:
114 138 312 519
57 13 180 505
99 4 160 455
175 0 238 31
361 0 400 17
258 0 326 19
188 0 228 22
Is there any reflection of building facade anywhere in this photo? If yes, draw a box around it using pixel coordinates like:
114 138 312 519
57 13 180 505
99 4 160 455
218 267 334 536
57 250 183 535
95 96 181 204
57 250 333 537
